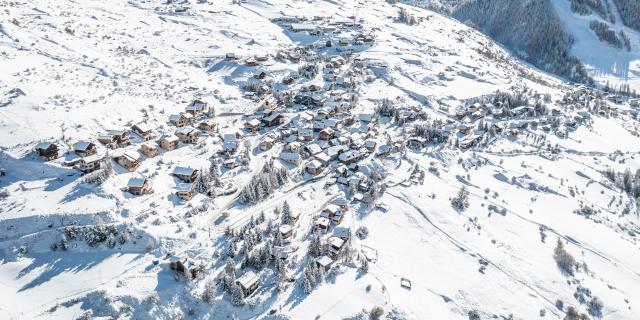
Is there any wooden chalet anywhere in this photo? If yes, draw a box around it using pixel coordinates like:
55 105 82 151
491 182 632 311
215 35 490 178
169 113 192 127
158 135 179 151
98 130 131 148
185 100 209 116
262 112 284 127
176 183 196 200
127 177 152 195
236 271 260 296
305 160 324 175
34 142 59 161
140 143 158 158
198 119 216 133
76 154 103 173
73 141 97 157
175 126 199 144
132 123 155 141
244 118 261 132
280 152 302 165
114 150 142 171
172 166 199 183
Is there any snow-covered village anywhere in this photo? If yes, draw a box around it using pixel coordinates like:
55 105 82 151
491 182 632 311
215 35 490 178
1 0 640 319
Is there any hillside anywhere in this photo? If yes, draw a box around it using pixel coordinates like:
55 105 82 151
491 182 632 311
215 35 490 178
409 0 640 91
1 0 640 319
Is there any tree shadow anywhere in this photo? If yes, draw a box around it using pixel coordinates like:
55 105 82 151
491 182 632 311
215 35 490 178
17 251 117 292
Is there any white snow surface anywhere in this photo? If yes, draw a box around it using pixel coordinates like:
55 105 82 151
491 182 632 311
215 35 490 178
0 0 639 319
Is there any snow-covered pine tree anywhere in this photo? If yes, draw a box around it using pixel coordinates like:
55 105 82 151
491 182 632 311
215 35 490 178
281 201 292 225
230 282 245 306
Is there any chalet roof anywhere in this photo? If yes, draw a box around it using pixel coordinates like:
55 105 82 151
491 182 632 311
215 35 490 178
280 152 301 161
306 143 323 155
169 114 183 122
306 160 323 169
106 129 127 136
127 177 147 188
315 152 331 163
328 236 345 249
81 153 104 163
175 126 197 135
123 150 142 162
223 140 239 150
246 118 261 127
133 122 153 133
186 100 207 111
173 166 196 177
73 141 93 151
333 226 351 239
222 133 238 142
333 197 348 206
35 142 55 150
236 271 259 289
160 135 179 143
324 204 340 214
279 225 292 234
176 183 194 192
199 119 216 126
141 143 156 150
338 150 360 162
263 112 283 122
316 217 330 227
316 255 333 267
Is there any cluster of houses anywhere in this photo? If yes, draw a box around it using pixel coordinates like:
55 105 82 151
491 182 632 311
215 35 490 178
32 99 216 200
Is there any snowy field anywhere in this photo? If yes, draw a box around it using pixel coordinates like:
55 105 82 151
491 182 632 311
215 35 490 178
0 0 639 319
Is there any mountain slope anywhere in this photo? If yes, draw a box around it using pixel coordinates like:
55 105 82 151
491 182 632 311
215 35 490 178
409 0 640 90
0 1 639 320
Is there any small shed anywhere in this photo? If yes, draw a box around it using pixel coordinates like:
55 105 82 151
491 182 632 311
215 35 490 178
279 225 293 239
315 255 334 271
236 271 260 296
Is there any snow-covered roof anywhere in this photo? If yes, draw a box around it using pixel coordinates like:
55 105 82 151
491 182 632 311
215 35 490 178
236 271 259 289
279 225 292 234
169 114 183 122
176 183 194 192
133 122 153 133
280 152 301 161
263 112 282 122
316 217 330 227
82 153 104 163
73 140 93 151
306 143 323 155
315 255 333 267
123 150 142 161
35 142 54 150
328 236 344 249
246 118 261 127
306 160 323 169
127 177 146 188
175 126 197 135
173 166 196 177
161 135 179 143
333 226 350 239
